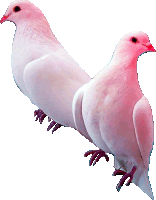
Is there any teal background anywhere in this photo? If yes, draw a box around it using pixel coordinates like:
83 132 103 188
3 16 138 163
0 0 156 200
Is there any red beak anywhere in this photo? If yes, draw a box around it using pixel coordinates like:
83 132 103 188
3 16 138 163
0 15 9 24
144 42 156 52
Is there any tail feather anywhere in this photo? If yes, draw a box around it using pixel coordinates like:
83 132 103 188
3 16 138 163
114 158 154 199
133 170 153 199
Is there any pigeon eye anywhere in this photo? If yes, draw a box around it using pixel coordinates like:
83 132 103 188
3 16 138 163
13 6 21 12
131 37 138 43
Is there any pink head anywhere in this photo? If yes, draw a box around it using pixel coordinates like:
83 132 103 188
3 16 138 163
113 31 156 63
0 0 44 24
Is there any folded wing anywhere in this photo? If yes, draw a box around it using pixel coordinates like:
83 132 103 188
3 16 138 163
72 84 92 142
133 96 154 169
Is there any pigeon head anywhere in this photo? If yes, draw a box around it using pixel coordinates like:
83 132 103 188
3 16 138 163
0 0 44 24
113 31 156 63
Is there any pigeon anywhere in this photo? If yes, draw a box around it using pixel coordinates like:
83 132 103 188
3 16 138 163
0 0 62 133
72 31 155 199
1 0 107 166
0 0 92 141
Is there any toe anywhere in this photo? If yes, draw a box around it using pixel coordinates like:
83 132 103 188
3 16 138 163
113 169 126 176
52 124 62 133
47 121 56 131
89 151 99 166
84 150 96 157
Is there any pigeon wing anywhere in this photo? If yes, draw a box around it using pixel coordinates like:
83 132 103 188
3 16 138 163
133 96 154 169
23 53 90 128
72 84 92 142
23 54 52 106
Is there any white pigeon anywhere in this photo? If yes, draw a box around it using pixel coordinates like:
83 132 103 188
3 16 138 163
72 31 155 199
1 0 107 165
0 0 93 141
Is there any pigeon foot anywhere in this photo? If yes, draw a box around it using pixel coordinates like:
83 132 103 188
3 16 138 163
47 121 62 134
34 109 47 124
34 109 62 133
113 166 137 191
84 149 109 166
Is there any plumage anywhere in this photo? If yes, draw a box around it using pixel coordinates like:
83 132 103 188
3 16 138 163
1 1 107 170
1 0 91 135
72 83 93 141
73 31 155 199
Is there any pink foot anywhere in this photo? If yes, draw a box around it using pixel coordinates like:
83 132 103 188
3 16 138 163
34 109 62 133
113 166 137 191
84 149 109 166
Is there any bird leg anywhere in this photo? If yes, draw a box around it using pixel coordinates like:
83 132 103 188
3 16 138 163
84 149 109 166
113 166 137 191
34 109 62 133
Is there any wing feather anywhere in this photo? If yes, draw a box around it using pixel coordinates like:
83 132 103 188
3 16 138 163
72 84 93 142
133 96 154 169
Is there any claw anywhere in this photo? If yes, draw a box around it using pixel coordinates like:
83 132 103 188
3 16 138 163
92 154 106 166
114 166 137 191
34 109 62 133
39 113 47 124
84 150 97 157
34 109 46 123
48 117 52 122
35 113 40 121
89 151 101 166
84 149 109 166
34 109 49 124
47 121 62 133
126 179 132 186
113 169 127 176
47 121 56 131
34 109 39 117
52 124 62 134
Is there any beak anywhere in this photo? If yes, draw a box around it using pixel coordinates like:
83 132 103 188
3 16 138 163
142 42 156 52
0 15 10 24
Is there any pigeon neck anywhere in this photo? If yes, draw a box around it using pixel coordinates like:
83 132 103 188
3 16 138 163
112 49 138 70
108 55 139 93
16 17 59 44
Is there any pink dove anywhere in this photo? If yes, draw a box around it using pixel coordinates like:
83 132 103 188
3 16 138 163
72 31 155 199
